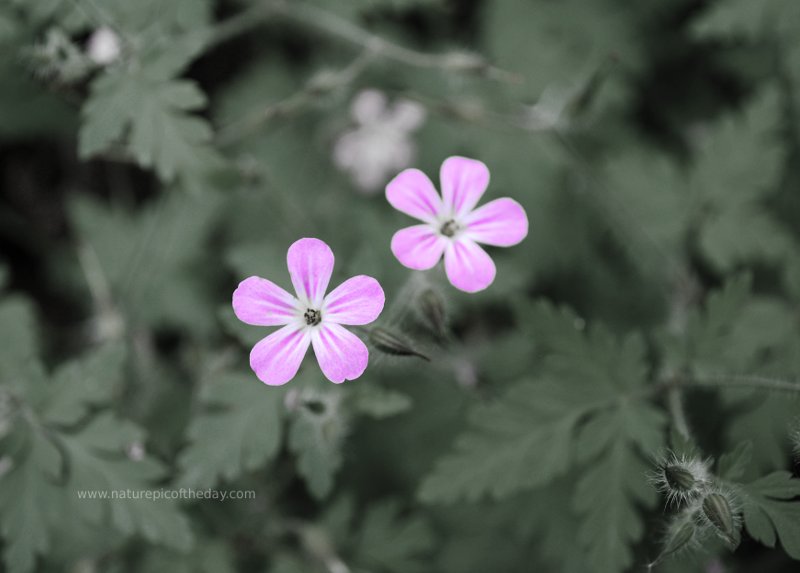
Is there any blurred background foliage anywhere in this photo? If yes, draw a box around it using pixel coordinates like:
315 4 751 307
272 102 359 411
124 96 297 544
1 0 800 572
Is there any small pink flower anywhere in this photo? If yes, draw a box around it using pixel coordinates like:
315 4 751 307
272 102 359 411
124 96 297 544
232 238 385 385
386 156 528 292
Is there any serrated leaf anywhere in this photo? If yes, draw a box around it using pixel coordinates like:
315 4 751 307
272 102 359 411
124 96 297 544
0 430 62 573
420 303 664 505
418 379 598 503
80 69 222 183
178 372 284 488
420 303 665 572
61 413 193 551
699 205 795 270
354 500 434 573
738 471 800 559
41 343 126 426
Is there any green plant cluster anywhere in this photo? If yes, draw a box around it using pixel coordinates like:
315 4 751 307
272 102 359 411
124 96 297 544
1 0 800 572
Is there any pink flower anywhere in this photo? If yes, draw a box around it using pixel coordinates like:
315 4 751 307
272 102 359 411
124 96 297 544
386 156 528 292
232 238 385 385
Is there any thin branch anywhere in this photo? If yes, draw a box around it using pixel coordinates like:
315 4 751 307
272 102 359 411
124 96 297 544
272 0 519 83
216 50 375 147
682 373 800 394
666 386 691 441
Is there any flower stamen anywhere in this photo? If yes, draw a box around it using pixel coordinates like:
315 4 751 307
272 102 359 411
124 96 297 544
439 219 460 237
304 308 322 326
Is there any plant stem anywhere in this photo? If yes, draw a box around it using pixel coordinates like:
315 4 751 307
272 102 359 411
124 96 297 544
682 373 800 394
666 386 691 441
216 49 374 147
271 0 518 82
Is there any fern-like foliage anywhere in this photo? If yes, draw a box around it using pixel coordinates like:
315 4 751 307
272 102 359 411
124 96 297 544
420 302 665 572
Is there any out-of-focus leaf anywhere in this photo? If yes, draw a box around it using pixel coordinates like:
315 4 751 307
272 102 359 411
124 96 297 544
178 372 284 488
737 471 800 560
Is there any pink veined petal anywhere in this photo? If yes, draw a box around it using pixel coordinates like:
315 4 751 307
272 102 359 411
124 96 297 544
232 276 298 326
385 168 443 223
250 325 312 386
391 225 447 270
311 323 369 384
287 238 335 306
440 156 490 217
444 238 497 293
324 275 385 325
464 198 529 247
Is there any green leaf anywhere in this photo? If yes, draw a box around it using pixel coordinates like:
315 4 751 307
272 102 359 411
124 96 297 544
663 273 753 374
738 471 800 559
354 500 434 573
717 441 753 481
68 193 220 334
139 541 235 573
61 413 193 551
420 303 665 572
692 0 800 42
0 431 62 573
41 343 126 426
418 379 597 503
0 296 38 377
572 398 663 573
178 372 284 488
602 150 692 264
690 88 792 270
80 68 222 183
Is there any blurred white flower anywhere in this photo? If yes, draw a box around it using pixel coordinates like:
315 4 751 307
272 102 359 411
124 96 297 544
126 441 146 461
333 89 426 194
86 27 121 66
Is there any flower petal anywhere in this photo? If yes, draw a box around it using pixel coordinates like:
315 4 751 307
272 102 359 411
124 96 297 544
464 198 529 247
232 276 298 326
440 156 490 217
391 225 447 270
386 168 442 223
444 238 496 293
311 323 369 384
324 275 385 325
250 325 311 386
287 238 334 306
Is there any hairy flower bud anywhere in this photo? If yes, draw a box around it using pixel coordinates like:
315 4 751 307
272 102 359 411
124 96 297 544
649 512 700 567
700 490 740 546
417 288 448 338
650 452 710 506
662 516 697 558
369 327 429 361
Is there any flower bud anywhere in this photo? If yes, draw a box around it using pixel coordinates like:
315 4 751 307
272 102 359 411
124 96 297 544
664 464 697 494
661 516 697 558
648 512 700 567
417 288 448 338
369 327 428 361
651 452 710 506
700 491 739 546
87 27 121 66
